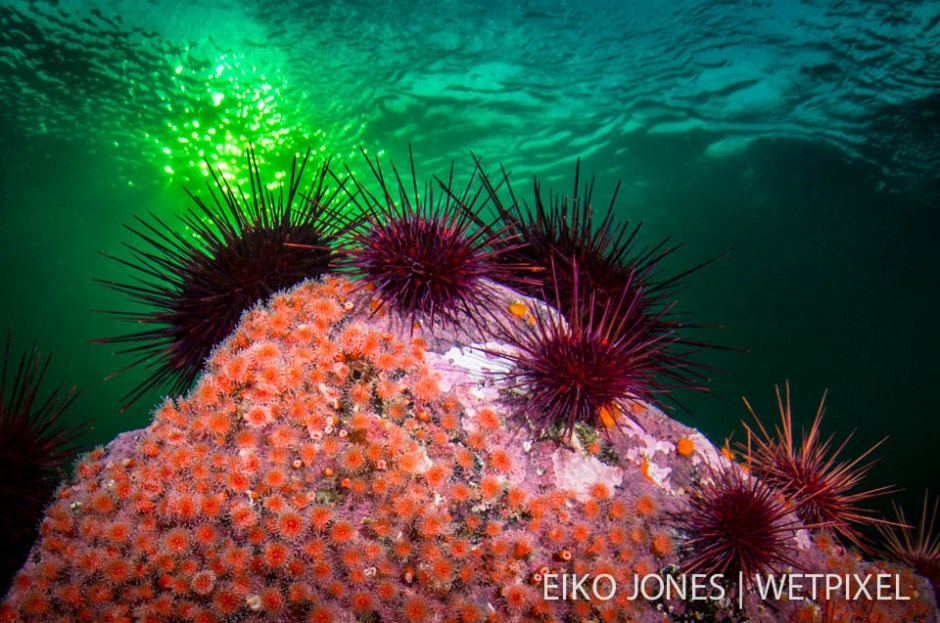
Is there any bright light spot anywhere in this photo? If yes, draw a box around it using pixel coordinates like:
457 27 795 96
153 52 348 189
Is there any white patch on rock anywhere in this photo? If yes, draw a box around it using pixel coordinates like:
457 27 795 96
442 343 515 381
414 450 433 475
624 447 676 492
690 434 733 473
626 428 676 458
551 448 624 502
794 527 814 551
422 352 457 393
690 431 725 468
644 459 673 490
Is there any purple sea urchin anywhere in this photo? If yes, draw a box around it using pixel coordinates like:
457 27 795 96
878 491 940 600
1 331 84 592
479 159 666 302
477 159 719 397
490 259 676 442
94 149 352 410
338 149 532 330
740 382 896 550
677 463 805 589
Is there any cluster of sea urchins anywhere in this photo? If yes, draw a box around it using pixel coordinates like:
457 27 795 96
669 382 911 594
476 158 718 399
93 147 935 602
97 148 718 440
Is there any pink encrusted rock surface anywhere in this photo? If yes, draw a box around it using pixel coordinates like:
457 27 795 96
2 276 937 623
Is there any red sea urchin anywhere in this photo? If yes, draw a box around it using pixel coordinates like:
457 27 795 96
476 159 720 397
740 382 896 550
1 331 84 593
878 491 940 601
94 149 353 410
337 148 534 331
490 259 677 442
676 463 805 590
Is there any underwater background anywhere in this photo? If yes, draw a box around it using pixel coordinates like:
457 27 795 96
0 0 938 526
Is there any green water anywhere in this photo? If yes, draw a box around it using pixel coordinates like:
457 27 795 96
1 0 938 527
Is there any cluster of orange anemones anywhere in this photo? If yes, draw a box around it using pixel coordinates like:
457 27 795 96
3 276 688 623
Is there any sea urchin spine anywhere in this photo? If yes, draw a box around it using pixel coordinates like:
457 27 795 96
1 330 85 593
94 149 353 410
476 158 720 400
740 382 897 550
878 491 940 601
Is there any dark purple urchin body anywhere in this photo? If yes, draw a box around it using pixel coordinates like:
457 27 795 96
490 260 677 442
676 463 806 590
0 331 85 593
337 149 534 331
476 158 719 397
741 383 896 550
95 149 353 411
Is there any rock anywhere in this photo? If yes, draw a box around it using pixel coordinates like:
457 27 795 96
2 276 936 622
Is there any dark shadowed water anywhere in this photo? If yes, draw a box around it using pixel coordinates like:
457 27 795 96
1 0 938 526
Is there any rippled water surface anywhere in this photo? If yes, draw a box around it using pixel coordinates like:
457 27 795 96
1 0 938 517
